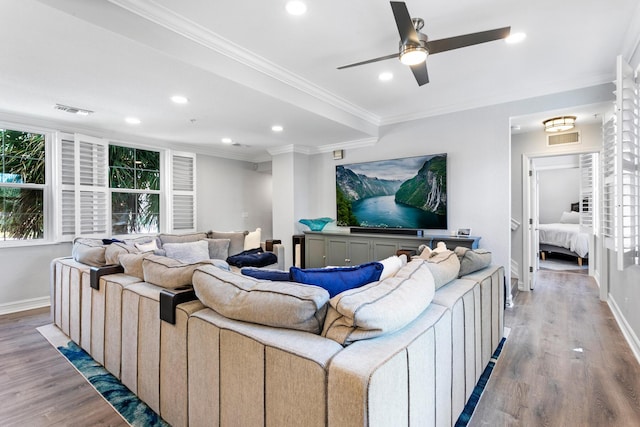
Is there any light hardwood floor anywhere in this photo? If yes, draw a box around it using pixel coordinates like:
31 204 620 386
0 308 126 426
1 270 639 426
471 270 640 426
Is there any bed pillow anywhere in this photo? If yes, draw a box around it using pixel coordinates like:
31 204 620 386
560 211 580 224
163 240 210 263
290 262 383 298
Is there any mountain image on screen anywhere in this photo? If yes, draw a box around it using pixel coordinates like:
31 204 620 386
336 154 447 229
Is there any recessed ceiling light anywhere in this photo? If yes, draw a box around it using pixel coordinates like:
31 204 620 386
221 137 233 144
171 95 189 104
378 72 393 81
505 32 526 44
286 1 307 15
271 125 284 132
125 117 141 125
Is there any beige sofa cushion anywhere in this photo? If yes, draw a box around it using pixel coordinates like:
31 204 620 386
157 232 207 247
105 242 139 265
118 252 150 280
142 254 211 289
419 249 461 289
322 259 436 345
192 264 330 334
455 247 492 277
72 238 106 267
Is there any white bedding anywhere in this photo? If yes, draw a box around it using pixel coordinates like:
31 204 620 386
538 223 589 258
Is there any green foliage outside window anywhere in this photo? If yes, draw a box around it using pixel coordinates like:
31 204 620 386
0 129 45 240
109 145 160 234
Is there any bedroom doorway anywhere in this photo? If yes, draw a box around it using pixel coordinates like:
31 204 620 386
522 152 598 291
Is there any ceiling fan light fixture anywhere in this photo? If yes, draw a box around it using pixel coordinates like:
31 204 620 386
400 45 427 66
543 116 576 133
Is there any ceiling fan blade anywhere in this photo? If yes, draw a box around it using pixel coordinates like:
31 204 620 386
390 1 420 45
410 62 429 86
337 53 399 70
426 26 511 55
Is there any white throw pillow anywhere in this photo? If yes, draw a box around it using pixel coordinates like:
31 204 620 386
378 255 403 280
163 240 210 263
244 227 262 250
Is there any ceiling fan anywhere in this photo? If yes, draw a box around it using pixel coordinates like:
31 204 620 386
338 1 511 86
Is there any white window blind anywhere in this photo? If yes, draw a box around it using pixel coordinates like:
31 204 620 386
579 152 596 232
170 152 196 232
602 55 640 270
57 133 109 239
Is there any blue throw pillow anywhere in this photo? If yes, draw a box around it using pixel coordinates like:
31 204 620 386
241 267 291 281
290 262 383 298
299 217 333 231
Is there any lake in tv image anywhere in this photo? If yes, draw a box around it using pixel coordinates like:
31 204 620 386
336 153 447 230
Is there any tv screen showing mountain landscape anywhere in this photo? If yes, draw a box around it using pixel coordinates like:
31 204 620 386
336 154 447 230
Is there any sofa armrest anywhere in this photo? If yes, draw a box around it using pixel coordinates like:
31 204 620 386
159 286 198 324
89 264 124 290
272 243 285 270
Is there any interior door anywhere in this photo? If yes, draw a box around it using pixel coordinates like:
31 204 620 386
523 156 539 291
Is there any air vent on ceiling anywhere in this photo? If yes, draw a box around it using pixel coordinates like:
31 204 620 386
54 103 94 116
547 130 580 147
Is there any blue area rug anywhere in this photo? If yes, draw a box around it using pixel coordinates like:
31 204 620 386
37 324 168 427
455 336 507 426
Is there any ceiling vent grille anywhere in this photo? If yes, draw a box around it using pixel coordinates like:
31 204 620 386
54 103 94 116
547 130 580 147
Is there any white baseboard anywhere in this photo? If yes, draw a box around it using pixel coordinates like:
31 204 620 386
0 296 50 316
608 295 640 365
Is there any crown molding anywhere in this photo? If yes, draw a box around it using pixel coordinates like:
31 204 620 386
379 74 615 126
267 144 313 156
314 137 378 153
107 0 380 127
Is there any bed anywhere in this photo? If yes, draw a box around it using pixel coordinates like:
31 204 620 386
538 209 589 266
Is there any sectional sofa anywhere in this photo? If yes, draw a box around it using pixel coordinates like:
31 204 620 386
50 231 504 427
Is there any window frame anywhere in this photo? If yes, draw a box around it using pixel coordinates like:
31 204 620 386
108 142 163 237
0 122 53 247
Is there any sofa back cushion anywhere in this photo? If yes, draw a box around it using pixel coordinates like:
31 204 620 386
142 254 212 289
209 230 248 256
105 241 139 265
193 264 330 334
72 238 106 267
118 252 149 280
419 249 461 289
321 259 435 345
455 247 492 277
206 238 231 260
157 232 208 247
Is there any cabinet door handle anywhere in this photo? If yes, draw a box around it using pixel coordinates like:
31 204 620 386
345 258 351 264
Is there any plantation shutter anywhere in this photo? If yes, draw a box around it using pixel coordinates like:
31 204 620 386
579 152 595 232
57 133 109 239
601 55 640 270
170 152 196 232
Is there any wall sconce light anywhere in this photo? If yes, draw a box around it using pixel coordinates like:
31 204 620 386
543 116 576 133
333 150 344 160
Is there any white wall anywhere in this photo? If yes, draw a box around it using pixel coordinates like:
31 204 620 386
538 167 580 224
196 154 273 239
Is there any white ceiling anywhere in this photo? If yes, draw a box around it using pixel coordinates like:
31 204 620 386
0 0 638 161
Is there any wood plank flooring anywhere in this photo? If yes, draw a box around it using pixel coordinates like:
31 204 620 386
0 308 126 427
471 270 640 426
1 269 639 426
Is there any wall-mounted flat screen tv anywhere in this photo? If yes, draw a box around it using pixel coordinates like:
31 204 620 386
336 153 447 230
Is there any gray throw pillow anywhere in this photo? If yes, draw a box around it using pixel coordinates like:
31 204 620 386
208 231 248 256
205 238 230 260
163 240 210 263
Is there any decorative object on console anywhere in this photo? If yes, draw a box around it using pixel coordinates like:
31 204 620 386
336 153 447 231
299 217 334 231
457 228 471 236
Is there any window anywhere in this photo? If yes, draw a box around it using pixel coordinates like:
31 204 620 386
109 145 160 235
0 127 47 242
